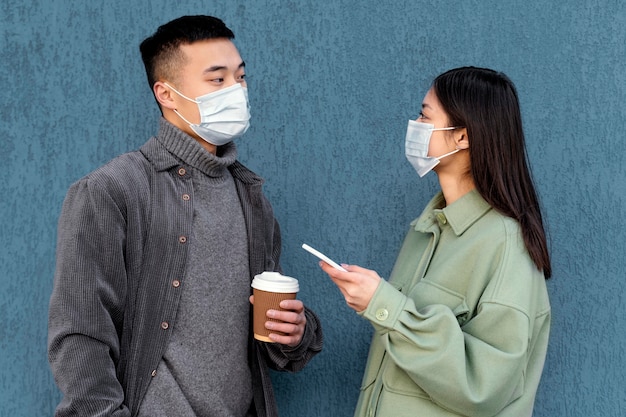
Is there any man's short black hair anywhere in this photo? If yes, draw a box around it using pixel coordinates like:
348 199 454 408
139 15 235 88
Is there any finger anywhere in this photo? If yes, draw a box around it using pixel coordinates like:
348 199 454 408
319 261 351 279
265 321 304 347
344 264 378 278
328 276 350 297
278 299 303 312
265 320 300 335
267 309 305 326
268 332 302 347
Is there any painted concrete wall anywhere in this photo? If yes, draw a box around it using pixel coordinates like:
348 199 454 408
1 0 624 415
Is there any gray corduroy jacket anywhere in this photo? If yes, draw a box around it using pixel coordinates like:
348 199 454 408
48 120 323 417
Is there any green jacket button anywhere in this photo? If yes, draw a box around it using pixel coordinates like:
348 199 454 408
375 308 389 321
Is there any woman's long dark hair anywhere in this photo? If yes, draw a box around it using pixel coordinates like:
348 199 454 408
433 67 551 278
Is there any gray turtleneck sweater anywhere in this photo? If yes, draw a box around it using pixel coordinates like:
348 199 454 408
138 134 252 416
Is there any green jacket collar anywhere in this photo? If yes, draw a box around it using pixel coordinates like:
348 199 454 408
412 189 492 236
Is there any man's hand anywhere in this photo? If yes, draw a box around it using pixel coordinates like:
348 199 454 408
249 297 306 347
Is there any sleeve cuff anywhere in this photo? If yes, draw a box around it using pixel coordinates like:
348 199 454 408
263 305 323 369
359 279 407 333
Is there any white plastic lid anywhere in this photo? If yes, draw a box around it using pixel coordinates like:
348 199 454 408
251 272 299 293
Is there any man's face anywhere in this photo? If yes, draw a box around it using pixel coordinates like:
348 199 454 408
162 38 246 139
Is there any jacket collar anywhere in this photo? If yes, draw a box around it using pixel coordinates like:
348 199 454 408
140 118 264 186
412 189 491 236
440 189 492 235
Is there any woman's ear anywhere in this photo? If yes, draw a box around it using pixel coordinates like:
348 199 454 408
153 81 177 110
455 127 470 150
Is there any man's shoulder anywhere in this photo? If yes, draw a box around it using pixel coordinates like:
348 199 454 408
67 144 156 202
88 148 150 183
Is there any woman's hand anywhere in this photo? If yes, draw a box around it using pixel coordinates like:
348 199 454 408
319 261 381 312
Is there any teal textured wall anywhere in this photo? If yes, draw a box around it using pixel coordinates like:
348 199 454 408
1 0 625 415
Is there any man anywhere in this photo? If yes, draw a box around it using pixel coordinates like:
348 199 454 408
48 15 323 417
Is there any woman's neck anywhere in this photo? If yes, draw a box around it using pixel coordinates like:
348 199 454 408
438 173 475 206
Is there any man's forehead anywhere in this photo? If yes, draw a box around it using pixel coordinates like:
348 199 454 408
179 39 243 69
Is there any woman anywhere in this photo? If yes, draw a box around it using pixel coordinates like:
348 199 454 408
319 67 551 417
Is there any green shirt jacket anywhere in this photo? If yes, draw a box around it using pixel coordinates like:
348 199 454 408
355 190 550 417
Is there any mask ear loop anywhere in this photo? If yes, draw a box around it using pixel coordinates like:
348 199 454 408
432 126 465 161
163 82 199 127
163 82 199 103
436 126 467 158
435 148 460 161
173 109 195 126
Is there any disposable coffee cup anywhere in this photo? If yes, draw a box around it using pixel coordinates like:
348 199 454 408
251 272 299 342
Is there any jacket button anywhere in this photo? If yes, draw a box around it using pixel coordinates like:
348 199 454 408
436 212 447 224
375 308 389 321
178 167 186 176
161 321 169 330
182 193 190 201
178 236 187 244
151 370 157 377
172 280 181 288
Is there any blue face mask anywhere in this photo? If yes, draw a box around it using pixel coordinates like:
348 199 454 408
405 120 461 177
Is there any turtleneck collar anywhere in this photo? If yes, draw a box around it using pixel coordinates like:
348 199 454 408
154 118 238 178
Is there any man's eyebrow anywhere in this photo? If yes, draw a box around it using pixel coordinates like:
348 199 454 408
203 61 246 74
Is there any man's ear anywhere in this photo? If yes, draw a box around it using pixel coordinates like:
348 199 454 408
153 81 176 110
455 127 470 150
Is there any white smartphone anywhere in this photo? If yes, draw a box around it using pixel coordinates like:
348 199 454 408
302 243 347 272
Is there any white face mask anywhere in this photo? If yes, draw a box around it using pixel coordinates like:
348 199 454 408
405 120 461 177
166 83 251 146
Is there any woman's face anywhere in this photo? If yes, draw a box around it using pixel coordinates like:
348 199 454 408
416 88 456 158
